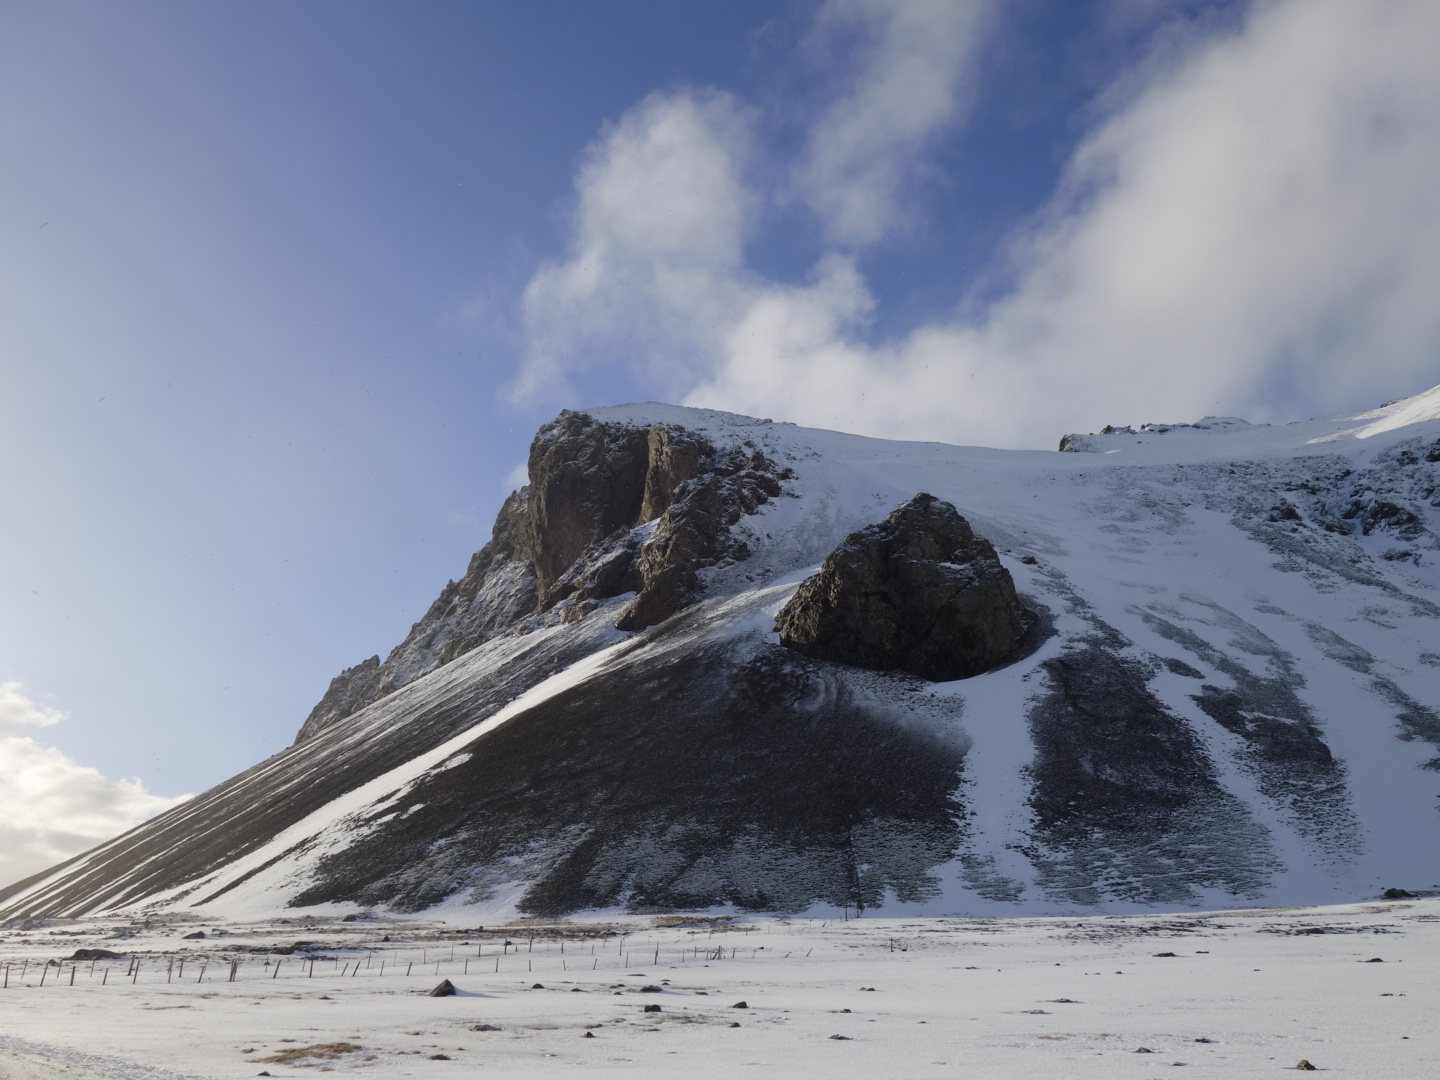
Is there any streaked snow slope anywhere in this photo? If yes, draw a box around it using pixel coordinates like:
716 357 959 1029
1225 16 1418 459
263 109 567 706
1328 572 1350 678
3 388 1439 921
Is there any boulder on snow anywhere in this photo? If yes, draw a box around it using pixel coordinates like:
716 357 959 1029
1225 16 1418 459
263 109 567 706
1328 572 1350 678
69 948 123 960
775 494 1032 681
428 979 457 997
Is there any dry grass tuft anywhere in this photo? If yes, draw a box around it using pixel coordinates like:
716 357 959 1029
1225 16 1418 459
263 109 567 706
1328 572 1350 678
255 1042 363 1063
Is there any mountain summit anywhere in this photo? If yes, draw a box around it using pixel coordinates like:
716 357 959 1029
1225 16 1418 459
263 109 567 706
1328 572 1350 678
5 389 1440 920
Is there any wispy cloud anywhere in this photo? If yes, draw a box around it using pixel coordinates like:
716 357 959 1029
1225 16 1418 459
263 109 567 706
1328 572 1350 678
795 0 993 247
515 0 1440 447
515 90 756 404
0 683 189 888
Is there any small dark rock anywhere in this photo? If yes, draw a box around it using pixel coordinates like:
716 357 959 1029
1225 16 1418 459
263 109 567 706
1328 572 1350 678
1295 1061 1317 1071
429 1054 452 1060
1362 958 1385 963
731 1001 748 1009
829 1034 851 1040
1382 888 1417 900
183 931 206 940
531 982 545 989
728 1022 741 1028
258 1073 271 1077
582 1031 595 1038
69 948 123 961
1153 952 1178 957
643 1004 662 1013
428 979 457 997
470 1025 501 1032
1135 1048 1155 1053
639 984 662 992
775 494 1032 681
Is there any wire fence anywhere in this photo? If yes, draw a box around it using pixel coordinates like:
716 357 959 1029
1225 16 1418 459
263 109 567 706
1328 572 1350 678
0 930 810 990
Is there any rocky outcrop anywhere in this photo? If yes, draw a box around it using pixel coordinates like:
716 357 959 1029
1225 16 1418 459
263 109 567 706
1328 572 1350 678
775 494 1031 681
296 411 790 741
298 655 384 740
1059 416 1253 452
615 446 788 631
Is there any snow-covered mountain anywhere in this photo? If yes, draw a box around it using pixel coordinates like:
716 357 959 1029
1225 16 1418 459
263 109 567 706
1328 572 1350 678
5 389 1440 921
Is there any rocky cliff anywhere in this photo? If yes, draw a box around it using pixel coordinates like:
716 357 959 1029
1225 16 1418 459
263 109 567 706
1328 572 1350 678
296 410 791 742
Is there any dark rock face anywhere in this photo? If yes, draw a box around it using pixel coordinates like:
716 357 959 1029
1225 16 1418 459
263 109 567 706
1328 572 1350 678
296 412 789 741
615 446 788 631
524 413 654 604
774 494 1031 681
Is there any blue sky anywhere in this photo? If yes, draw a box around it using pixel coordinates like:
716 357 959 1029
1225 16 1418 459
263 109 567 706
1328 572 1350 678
2 0 1438 883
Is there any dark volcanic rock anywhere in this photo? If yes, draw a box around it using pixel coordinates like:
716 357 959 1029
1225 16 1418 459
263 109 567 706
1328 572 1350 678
615 446 788 631
69 948 123 960
774 494 1031 681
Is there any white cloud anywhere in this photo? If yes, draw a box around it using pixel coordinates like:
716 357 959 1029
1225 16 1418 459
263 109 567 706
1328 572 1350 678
0 682 190 889
518 0 1440 448
515 90 757 404
796 0 993 246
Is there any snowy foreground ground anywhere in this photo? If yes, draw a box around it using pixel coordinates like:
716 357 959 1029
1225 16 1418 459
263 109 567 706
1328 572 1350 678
0 899 1434 1079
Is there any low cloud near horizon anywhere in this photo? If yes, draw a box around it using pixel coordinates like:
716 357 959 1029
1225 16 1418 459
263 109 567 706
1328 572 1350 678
516 0 1440 448
0 683 190 889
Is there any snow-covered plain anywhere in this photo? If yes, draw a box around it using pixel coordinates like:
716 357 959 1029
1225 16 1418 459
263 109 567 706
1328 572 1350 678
0 900 1435 1079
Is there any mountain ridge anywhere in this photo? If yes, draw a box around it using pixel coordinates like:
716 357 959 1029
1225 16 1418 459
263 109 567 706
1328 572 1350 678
4 387 1439 920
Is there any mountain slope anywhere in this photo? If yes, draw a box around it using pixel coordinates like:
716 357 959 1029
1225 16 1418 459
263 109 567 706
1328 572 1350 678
4 389 1440 920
